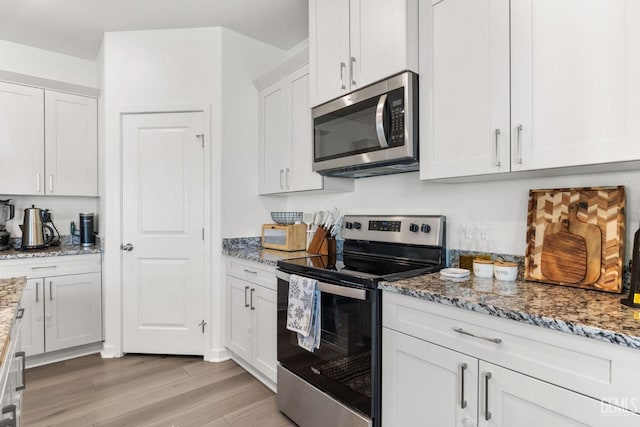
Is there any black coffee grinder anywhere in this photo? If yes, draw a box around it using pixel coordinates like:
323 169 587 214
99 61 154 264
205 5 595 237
621 222 640 308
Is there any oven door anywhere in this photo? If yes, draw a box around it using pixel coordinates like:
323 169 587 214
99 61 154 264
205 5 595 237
276 270 380 419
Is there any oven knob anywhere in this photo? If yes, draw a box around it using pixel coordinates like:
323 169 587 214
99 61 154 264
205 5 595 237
421 224 432 233
409 223 419 233
345 222 353 230
353 222 362 230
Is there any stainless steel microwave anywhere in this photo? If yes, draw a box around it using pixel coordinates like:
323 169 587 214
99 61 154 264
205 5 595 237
312 71 418 178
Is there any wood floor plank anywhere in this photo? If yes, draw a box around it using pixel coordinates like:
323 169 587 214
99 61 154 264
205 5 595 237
23 354 294 427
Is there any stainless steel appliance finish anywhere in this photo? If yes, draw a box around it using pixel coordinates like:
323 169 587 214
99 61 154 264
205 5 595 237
20 206 54 250
312 72 418 178
276 215 446 427
0 200 15 250
79 213 95 247
277 366 372 427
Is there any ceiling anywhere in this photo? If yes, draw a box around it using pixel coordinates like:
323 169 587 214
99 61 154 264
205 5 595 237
0 0 309 60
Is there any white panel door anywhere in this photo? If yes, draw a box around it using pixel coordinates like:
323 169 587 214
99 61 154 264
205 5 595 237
351 0 418 90
511 0 640 171
479 361 640 426
382 328 479 427
425 0 510 179
251 285 277 383
19 278 45 357
310 0 350 106
225 275 252 362
45 272 102 352
260 82 291 194
289 67 323 192
0 82 44 195
122 112 205 355
44 90 98 196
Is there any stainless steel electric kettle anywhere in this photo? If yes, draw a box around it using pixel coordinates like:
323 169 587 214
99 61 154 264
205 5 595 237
20 206 54 250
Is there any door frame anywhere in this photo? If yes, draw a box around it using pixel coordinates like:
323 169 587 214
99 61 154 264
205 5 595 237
101 103 221 360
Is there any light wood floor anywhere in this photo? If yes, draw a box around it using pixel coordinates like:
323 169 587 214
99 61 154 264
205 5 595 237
23 353 297 427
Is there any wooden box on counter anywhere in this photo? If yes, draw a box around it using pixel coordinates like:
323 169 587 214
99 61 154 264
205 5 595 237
261 224 307 251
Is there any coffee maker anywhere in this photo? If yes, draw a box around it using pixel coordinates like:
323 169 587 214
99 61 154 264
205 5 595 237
0 200 15 250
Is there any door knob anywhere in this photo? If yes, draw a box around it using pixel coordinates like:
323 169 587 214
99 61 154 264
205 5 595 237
121 243 133 251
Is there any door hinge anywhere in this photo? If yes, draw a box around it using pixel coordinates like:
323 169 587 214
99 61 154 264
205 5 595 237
196 133 204 148
198 320 207 334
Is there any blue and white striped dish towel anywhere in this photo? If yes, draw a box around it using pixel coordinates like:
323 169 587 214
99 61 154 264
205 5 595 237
286 274 321 352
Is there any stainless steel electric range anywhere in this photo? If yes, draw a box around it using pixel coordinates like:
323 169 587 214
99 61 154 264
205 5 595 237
276 215 446 427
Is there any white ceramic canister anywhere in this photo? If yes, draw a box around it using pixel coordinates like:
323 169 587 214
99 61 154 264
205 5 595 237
473 259 494 278
494 261 518 282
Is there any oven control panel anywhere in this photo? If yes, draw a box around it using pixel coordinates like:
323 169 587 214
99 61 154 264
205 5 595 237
341 215 445 247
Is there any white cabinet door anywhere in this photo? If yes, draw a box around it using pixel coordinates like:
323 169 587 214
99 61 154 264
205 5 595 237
289 68 323 192
19 278 45 357
44 91 98 196
0 82 44 195
226 275 252 362
382 328 479 427
251 285 277 383
259 80 292 194
511 0 640 171
44 272 102 352
479 361 640 427
350 0 418 90
309 0 351 106
423 0 510 179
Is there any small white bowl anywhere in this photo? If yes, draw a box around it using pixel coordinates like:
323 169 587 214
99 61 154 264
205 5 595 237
494 261 518 282
473 259 494 278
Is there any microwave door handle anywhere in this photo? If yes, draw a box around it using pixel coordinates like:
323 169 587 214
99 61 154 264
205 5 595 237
375 94 389 148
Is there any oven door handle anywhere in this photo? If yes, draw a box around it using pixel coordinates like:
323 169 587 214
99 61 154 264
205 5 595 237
276 271 367 301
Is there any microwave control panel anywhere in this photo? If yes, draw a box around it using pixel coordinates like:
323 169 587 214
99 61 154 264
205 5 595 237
389 88 405 147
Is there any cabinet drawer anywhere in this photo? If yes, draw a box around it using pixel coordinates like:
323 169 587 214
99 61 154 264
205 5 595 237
226 258 276 291
383 291 640 414
0 254 101 279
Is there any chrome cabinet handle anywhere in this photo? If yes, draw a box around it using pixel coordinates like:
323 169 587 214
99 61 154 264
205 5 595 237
350 57 356 86
494 129 501 167
49 281 53 301
340 62 346 90
15 351 25 391
279 169 284 189
285 168 290 189
36 282 39 302
516 124 523 164
0 404 16 427
49 175 53 193
250 288 255 310
244 286 250 308
459 363 468 409
484 372 492 420
453 327 502 344
31 265 57 270
36 173 41 193
243 269 257 274
121 243 133 251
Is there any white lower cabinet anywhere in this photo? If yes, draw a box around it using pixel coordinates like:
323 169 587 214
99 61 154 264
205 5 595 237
0 254 102 358
0 306 25 427
225 259 277 384
382 292 640 426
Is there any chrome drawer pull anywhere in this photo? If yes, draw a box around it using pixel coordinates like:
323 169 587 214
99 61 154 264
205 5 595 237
243 269 258 274
31 265 57 270
453 327 502 344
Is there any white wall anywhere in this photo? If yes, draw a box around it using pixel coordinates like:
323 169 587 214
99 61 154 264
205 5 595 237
101 27 285 360
0 40 97 88
285 169 640 262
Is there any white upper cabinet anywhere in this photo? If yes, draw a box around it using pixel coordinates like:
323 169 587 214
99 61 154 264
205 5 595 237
0 81 98 196
45 91 98 196
0 82 45 195
421 0 640 180
310 0 418 107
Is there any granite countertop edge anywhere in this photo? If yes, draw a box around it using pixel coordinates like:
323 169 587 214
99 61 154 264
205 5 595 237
222 247 311 267
0 277 26 366
379 277 640 350
0 245 102 260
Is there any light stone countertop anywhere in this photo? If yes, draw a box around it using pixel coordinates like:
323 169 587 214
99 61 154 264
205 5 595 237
223 246 311 266
0 244 101 261
380 273 640 350
0 277 26 364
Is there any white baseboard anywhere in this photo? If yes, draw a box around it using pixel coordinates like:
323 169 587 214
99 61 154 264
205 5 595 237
206 347 231 362
100 343 123 359
26 342 104 368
